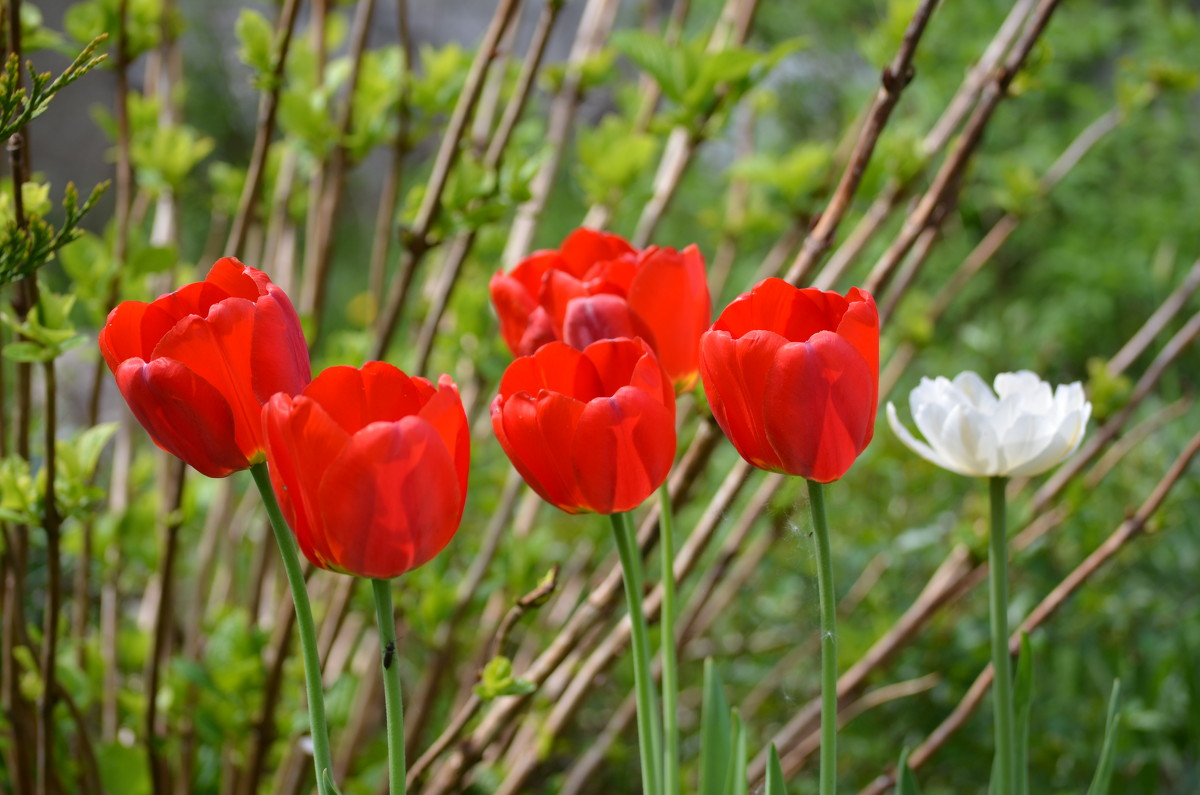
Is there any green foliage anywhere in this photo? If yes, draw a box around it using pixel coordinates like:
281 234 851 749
235 9 276 88
0 35 107 141
474 655 536 700
612 31 802 131
575 114 660 208
700 658 733 795
64 0 176 60
0 181 108 287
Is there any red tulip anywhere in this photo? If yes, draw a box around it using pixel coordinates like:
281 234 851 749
491 338 677 515
699 277 879 483
98 257 311 478
262 362 470 579
489 227 711 390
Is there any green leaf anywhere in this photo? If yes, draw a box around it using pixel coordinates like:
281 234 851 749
1086 679 1122 795
235 9 274 79
474 655 536 700
612 30 690 103
765 744 788 795
3 340 53 362
896 748 922 795
700 658 732 795
1013 633 1034 795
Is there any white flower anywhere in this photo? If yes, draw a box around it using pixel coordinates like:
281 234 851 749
887 370 1092 478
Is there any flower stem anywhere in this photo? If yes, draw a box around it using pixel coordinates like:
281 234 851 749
658 485 680 795
610 511 663 795
371 578 407 794
989 476 1015 795
807 479 838 795
249 462 334 795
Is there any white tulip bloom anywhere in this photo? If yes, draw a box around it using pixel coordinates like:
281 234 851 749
887 370 1092 478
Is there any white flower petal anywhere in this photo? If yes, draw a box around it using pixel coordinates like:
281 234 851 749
953 371 999 412
887 402 952 470
938 402 998 476
893 370 1091 478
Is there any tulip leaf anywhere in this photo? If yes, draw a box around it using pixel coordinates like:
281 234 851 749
1086 679 1122 795
765 744 788 795
896 748 922 795
1014 632 1034 795
699 658 732 795
725 709 748 795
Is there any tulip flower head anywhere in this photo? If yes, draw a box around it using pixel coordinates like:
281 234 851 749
887 370 1092 478
491 338 677 514
99 257 311 478
262 362 470 580
489 227 711 390
699 278 879 483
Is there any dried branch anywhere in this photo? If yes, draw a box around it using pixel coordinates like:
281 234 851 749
783 0 940 286
372 0 523 360
225 0 301 259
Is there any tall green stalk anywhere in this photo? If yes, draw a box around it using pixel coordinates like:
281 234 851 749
610 511 663 795
807 480 837 795
989 476 1015 795
658 485 680 795
372 578 407 794
249 463 334 795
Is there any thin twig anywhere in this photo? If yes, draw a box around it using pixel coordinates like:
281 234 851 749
226 0 302 258
372 0 523 360
784 0 941 286
863 0 1064 296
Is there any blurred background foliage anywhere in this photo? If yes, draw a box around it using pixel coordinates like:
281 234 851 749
2 0 1198 793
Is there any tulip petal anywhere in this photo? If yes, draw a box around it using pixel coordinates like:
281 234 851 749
563 294 647 352
559 228 635 278
263 393 351 567
317 417 462 579
626 245 710 385
498 342 605 403
99 301 151 369
573 385 677 513
301 362 426 434
152 299 265 460
762 331 875 482
115 358 246 478
494 391 588 512
490 269 542 355
203 257 268 300
250 287 311 403
699 328 789 472
540 270 589 335
419 375 471 503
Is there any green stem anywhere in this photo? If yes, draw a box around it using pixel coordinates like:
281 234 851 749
371 578 407 794
658 486 680 795
610 511 663 795
989 476 1015 795
808 480 837 795
249 462 334 795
